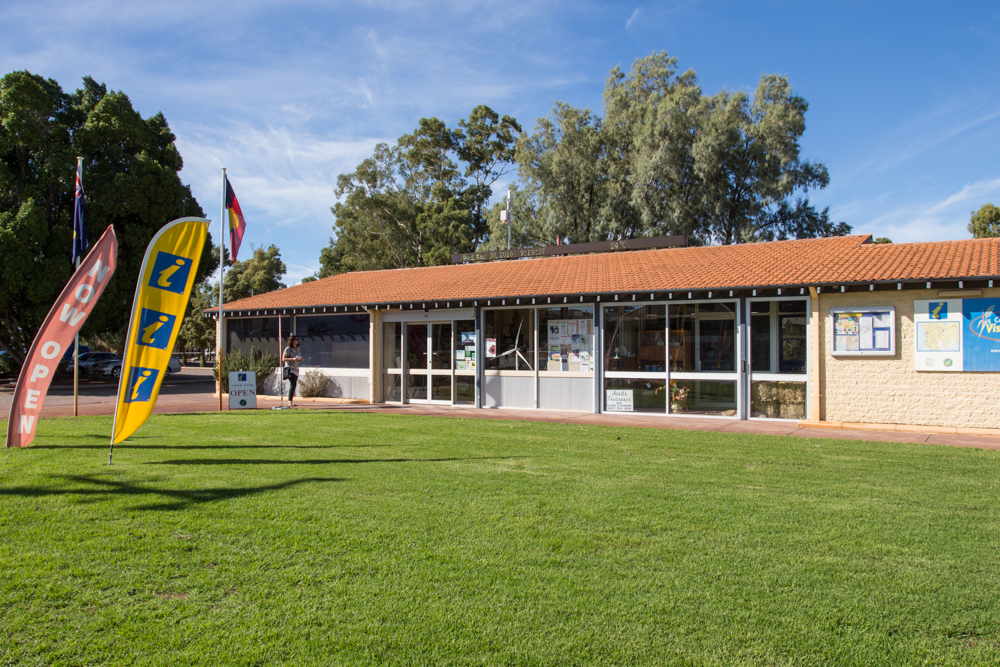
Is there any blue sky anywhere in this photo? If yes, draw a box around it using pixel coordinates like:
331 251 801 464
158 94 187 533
2 1 998 284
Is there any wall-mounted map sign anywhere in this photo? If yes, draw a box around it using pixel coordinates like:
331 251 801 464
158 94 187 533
916 298 1000 371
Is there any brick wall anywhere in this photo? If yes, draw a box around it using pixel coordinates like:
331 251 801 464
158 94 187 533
819 287 1000 428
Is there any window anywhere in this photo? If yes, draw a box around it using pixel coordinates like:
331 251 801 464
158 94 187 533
383 322 401 369
603 305 666 373
538 307 594 372
295 314 370 368
484 309 534 371
750 300 807 373
454 320 476 372
228 317 291 357
668 303 736 372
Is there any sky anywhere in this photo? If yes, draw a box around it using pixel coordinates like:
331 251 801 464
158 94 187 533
2 0 999 284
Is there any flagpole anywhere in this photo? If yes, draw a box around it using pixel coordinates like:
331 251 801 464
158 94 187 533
218 167 226 412
272 313 288 410
73 156 84 417
73 256 80 417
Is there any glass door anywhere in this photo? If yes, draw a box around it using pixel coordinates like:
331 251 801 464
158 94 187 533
454 320 476 404
747 298 808 419
404 322 456 404
429 322 452 403
404 323 428 401
668 302 740 416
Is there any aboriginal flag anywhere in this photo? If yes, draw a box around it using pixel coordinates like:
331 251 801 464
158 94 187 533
72 158 88 264
225 176 246 261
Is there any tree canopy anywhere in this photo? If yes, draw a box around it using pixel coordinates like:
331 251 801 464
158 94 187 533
318 106 521 277
222 244 286 302
516 52 850 246
968 203 1000 239
0 71 214 363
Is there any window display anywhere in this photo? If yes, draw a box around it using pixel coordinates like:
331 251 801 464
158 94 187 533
484 309 534 371
538 307 593 372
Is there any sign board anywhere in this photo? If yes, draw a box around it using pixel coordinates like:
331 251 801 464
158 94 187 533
962 298 1000 371
830 306 895 356
605 389 634 412
915 297 1000 372
914 299 963 371
229 371 257 409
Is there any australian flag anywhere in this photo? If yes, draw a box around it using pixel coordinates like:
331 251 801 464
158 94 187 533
71 158 88 265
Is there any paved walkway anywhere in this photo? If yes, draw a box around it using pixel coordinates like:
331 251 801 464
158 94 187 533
3 368 998 450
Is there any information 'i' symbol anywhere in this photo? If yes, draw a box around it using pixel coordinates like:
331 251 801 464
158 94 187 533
157 258 186 289
131 369 153 401
141 315 170 345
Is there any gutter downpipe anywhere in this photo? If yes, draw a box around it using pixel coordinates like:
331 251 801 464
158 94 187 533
808 286 822 422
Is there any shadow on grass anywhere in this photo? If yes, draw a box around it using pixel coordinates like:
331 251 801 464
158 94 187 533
147 456 516 466
0 474 343 511
30 443 401 450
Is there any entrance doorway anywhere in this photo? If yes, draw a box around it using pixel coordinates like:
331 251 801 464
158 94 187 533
403 321 470 404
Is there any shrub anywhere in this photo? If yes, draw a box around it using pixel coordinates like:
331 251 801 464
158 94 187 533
298 370 330 398
213 347 277 393
0 353 18 375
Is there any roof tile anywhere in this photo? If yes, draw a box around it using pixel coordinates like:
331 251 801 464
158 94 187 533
218 235 1000 312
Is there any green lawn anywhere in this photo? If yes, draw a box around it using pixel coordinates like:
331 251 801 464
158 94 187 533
2 412 999 666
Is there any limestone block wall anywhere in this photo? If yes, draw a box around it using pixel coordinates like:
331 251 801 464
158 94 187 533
819 287 1000 428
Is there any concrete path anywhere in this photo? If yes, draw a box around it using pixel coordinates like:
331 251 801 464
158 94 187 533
2 368 998 450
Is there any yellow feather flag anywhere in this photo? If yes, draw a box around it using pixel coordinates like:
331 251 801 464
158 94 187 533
112 217 209 447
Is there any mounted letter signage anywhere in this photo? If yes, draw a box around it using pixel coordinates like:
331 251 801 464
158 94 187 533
229 371 257 409
914 298 1000 371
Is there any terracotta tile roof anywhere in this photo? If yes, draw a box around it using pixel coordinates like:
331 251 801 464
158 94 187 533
217 234 1000 312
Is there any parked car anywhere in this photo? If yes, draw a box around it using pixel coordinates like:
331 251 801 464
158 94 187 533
61 345 91 364
99 356 181 379
77 352 120 373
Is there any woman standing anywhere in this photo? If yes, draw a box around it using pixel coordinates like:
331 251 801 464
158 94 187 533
282 335 304 406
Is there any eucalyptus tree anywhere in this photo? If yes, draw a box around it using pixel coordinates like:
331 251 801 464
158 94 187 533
968 203 1000 238
320 106 519 277
515 51 850 247
0 71 212 363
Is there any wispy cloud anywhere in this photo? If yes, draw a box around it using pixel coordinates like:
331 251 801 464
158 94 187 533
626 7 642 30
865 177 1000 243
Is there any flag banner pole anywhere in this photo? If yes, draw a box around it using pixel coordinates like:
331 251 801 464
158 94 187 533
218 168 226 412
73 261 80 418
72 156 87 417
6 226 118 448
273 312 288 410
110 217 209 462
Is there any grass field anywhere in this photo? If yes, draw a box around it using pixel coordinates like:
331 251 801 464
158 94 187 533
2 411 999 666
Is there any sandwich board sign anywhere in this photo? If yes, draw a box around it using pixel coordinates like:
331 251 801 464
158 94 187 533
228 371 257 409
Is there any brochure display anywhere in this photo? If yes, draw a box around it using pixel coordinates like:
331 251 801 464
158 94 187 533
544 318 592 371
830 307 895 356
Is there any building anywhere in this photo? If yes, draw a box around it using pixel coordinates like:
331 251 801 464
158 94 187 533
211 234 1000 430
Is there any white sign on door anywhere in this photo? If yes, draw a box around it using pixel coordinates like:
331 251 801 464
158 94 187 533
605 389 634 412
